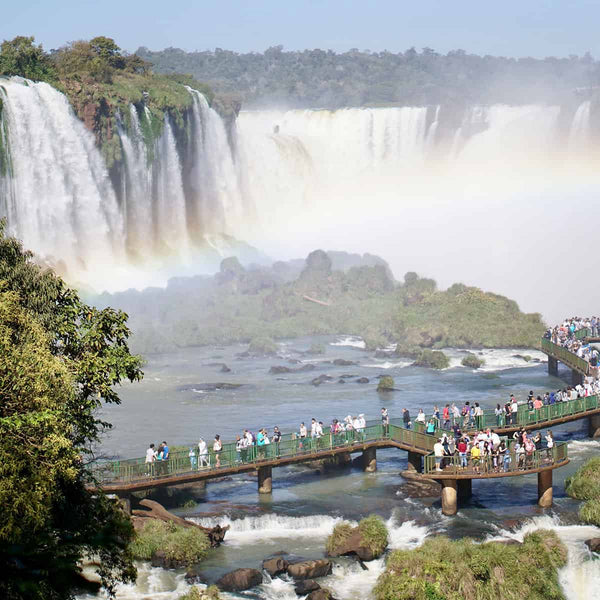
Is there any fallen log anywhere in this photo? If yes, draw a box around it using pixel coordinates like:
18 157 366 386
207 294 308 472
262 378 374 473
132 499 228 547
303 295 331 306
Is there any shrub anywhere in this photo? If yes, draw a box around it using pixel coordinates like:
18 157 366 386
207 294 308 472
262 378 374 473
358 515 389 556
130 520 210 565
325 522 354 555
565 457 600 526
414 350 449 370
461 353 485 369
377 376 395 391
247 336 277 355
179 586 221 600
374 530 567 600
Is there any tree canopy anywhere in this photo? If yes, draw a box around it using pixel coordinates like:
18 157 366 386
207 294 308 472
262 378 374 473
0 222 143 599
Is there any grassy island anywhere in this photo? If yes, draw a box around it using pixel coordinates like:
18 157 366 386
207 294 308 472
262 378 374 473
99 250 546 356
326 515 389 560
374 530 567 600
565 457 600 527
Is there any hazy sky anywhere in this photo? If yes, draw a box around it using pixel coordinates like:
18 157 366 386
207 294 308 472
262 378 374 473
2 0 600 58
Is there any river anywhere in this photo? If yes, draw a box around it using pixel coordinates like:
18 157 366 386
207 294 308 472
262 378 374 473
81 336 600 599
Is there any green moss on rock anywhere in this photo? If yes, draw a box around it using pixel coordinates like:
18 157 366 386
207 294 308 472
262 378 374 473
461 353 485 369
374 530 567 600
179 586 221 600
565 457 600 526
326 515 389 561
414 349 449 370
247 336 278 355
377 376 395 391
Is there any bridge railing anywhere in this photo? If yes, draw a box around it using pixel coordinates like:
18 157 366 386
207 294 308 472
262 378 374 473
423 441 568 475
575 327 591 340
469 395 599 430
541 338 590 375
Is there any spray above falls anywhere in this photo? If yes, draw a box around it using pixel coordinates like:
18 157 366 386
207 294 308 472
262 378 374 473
0 75 597 293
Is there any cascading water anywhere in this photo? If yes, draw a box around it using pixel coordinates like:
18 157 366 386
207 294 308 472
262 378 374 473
0 77 596 299
0 78 124 277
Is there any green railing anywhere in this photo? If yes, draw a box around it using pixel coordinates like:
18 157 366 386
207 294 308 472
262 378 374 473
423 441 568 475
465 395 599 431
575 327 591 340
541 338 590 375
94 419 449 485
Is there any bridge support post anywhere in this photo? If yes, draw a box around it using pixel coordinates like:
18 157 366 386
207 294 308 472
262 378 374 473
572 369 584 386
258 466 272 494
589 414 600 438
457 478 472 500
363 447 377 472
441 479 458 516
407 451 423 473
547 356 558 376
537 470 553 508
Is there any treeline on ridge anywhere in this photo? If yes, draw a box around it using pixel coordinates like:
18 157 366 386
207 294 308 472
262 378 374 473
94 249 545 355
136 44 600 108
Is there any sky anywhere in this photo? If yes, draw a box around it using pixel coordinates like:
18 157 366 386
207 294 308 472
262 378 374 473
2 0 600 58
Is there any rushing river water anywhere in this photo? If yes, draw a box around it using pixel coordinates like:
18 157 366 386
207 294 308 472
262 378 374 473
83 336 600 600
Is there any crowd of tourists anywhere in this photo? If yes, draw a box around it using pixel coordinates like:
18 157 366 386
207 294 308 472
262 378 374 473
544 316 600 365
432 426 556 473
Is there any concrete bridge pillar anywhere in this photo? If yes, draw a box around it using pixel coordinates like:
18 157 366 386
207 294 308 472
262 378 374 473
458 478 472 500
547 356 558 376
407 451 423 473
572 369 584 386
258 466 272 494
441 479 458 516
589 414 600 438
363 447 377 472
537 470 553 508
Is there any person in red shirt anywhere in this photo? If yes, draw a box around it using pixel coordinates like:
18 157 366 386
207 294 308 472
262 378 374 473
458 438 468 468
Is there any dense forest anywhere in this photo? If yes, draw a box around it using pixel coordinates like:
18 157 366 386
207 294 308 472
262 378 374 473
136 45 600 108
94 250 546 355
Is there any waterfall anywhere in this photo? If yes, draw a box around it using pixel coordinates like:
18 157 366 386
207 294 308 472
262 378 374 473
0 77 124 277
116 105 153 258
0 75 597 292
568 100 591 151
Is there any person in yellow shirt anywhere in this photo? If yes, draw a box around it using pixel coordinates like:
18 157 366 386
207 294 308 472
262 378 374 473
470 443 481 474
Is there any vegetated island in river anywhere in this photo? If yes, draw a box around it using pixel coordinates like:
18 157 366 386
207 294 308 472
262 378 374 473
94 248 546 356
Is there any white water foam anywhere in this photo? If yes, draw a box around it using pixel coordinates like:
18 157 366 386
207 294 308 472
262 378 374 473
330 336 366 349
362 360 412 370
567 439 600 457
487 515 600 600
442 348 546 371
191 513 353 546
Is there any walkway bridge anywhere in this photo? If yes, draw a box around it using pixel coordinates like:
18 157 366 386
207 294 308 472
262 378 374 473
95 420 570 516
542 327 600 384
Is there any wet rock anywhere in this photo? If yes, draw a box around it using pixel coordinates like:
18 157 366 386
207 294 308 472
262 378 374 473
294 579 321 595
585 538 600 553
338 378 346 384
150 550 187 569
356 377 369 384
270 365 293 374
332 359 357 366
326 528 386 562
262 556 289 577
298 363 317 372
184 564 208 584
311 374 334 386
220 364 231 373
307 589 338 600
339 374 358 379
398 470 442 497
216 568 263 591
287 559 332 580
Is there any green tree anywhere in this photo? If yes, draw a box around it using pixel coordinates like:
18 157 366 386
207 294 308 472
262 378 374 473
0 222 143 599
0 36 56 82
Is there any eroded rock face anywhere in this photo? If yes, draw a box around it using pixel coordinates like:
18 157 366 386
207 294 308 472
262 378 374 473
307 589 338 600
262 556 289 577
287 559 332 580
216 568 263 591
585 538 600 553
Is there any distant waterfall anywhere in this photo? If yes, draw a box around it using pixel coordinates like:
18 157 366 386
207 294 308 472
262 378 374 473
0 75 597 292
0 78 124 275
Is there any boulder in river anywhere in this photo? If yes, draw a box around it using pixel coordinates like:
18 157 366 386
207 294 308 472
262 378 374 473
220 364 231 373
184 564 208 584
356 377 369 384
295 579 321 595
287 559 332 580
307 589 339 600
332 358 357 366
585 538 600 553
311 374 334 386
269 365 293 374
262 556 289 577
216 568 263 591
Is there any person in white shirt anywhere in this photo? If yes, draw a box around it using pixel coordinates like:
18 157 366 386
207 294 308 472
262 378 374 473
511 397 519 425
433 439 444 471
416 409 426 424
198 438 209 467
145 443 157 475
310 418 318 438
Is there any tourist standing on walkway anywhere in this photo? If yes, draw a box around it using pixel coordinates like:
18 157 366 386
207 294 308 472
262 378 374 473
381 408 389 435
545 430 554 459
198 438 209 467
299 422 307 449
145 443 156 475
510 395 519 425
434 438 444 471
458 438 468 468
161 441 170 475
213 435 222 468
403 408 411 429
189 447 197 470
